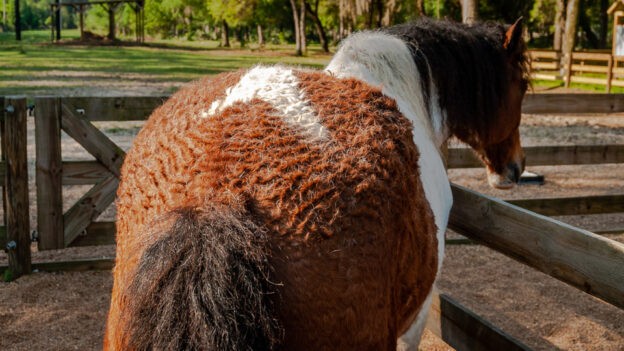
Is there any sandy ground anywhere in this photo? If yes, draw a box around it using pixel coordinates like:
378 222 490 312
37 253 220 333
1 102 623 350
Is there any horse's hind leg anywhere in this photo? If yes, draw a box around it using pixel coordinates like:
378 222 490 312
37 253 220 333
396 285 437 351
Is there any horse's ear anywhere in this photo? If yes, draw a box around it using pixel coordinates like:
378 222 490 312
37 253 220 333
504 17 523 55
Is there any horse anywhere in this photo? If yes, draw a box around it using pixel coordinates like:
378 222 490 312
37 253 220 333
104 18 528 351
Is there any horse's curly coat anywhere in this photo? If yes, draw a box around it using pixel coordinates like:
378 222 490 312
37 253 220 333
104 70 438 350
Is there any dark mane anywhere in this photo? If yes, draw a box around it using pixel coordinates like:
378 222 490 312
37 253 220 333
383 18 529 145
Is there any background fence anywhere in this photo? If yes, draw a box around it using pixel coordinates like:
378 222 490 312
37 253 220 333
529 50 624 92
0 93 623 350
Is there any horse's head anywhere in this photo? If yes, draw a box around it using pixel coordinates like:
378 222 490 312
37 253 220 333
458 18 529 189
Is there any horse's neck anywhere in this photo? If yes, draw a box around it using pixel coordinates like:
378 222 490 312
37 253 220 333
325 32 449 149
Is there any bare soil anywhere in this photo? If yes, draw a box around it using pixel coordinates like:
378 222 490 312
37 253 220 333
1 104 623 350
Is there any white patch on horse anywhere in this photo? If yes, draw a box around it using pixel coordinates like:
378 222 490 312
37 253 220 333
326 31 453 349
203 66 327 140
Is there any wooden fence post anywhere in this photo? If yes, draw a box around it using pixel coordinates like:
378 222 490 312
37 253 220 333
564 52 573 88
0 96 5 247
4 97 31 278
607 55 614 93
35 97 64 250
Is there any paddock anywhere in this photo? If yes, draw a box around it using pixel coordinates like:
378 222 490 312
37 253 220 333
0 93 623 350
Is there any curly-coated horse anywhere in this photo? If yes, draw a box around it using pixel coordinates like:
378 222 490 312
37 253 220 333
104 18 528 351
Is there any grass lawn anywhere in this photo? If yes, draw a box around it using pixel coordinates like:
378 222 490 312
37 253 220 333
0 30 333 96
2 30 621 96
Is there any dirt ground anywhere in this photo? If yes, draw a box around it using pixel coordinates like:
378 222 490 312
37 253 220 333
1 102 623 350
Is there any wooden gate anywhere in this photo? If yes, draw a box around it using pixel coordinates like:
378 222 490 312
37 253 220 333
34 97 165 250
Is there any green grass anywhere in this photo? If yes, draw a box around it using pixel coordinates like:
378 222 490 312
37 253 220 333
0 28 81 45
0 30 333 96
531 78 624 93
4 30 623 96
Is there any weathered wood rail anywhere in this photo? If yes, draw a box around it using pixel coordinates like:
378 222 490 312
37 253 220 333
1 97 31 279
528 50 624 92
450 184 624 310
0 92 620 350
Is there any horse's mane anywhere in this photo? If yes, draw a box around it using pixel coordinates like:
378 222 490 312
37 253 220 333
383 18 529 145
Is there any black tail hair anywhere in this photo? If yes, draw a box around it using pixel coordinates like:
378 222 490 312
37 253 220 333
124 205 282 351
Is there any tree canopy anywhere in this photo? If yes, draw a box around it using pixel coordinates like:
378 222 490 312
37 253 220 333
0 0 617 52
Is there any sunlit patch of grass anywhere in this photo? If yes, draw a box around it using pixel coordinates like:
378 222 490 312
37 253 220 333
531 78 624 93
0 30 333 96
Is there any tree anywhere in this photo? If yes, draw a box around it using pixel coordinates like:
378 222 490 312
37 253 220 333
562 0 579 86
299 0 306 53
306 0 328 52
578 0 599 49
222 19 230 47
599 0 608 48
289 0 304 55
462 0 477 23
553 0 565 50
416 0 425 16
14 0 20 40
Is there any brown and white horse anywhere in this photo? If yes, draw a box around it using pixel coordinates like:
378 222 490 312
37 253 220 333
104 18 528 351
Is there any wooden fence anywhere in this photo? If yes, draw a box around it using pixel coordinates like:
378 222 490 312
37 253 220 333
34 97 166 250
28 94 624 251
0 93 623 350
1 97 30 278
529 50 624 92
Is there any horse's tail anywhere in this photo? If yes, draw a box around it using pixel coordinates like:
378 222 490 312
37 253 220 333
123 205 282 351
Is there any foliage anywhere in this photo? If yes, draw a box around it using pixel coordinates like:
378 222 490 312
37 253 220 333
0 0 619 51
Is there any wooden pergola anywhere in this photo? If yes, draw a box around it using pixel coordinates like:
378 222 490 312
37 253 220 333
50 0 145 43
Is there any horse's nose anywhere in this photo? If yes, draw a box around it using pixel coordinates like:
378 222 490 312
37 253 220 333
508 162 522 183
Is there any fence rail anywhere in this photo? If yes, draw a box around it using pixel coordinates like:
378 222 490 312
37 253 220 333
450 184 624 310
448 144 624 168
529 50 624 92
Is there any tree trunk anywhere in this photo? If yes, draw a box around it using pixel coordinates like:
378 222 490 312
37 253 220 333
562 0 580 87
108 6 115 40
462 0 477 24
366 0 374 29
257 24 264 46
339 0 345 40
553 0 565 51
289 0 302 55
14 0 19 40
237 27 246 48
2 0 7 32
599 0 608 48
376 0 384 28
306 0 328 52
222 20 230 47
299 0 307 54
578 0 598 49
416 0 425 17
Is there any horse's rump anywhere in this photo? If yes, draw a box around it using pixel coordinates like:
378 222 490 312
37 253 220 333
106 67 439 350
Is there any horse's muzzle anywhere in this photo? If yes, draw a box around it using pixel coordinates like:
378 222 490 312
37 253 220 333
509 162 522 183
487 160 525 189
